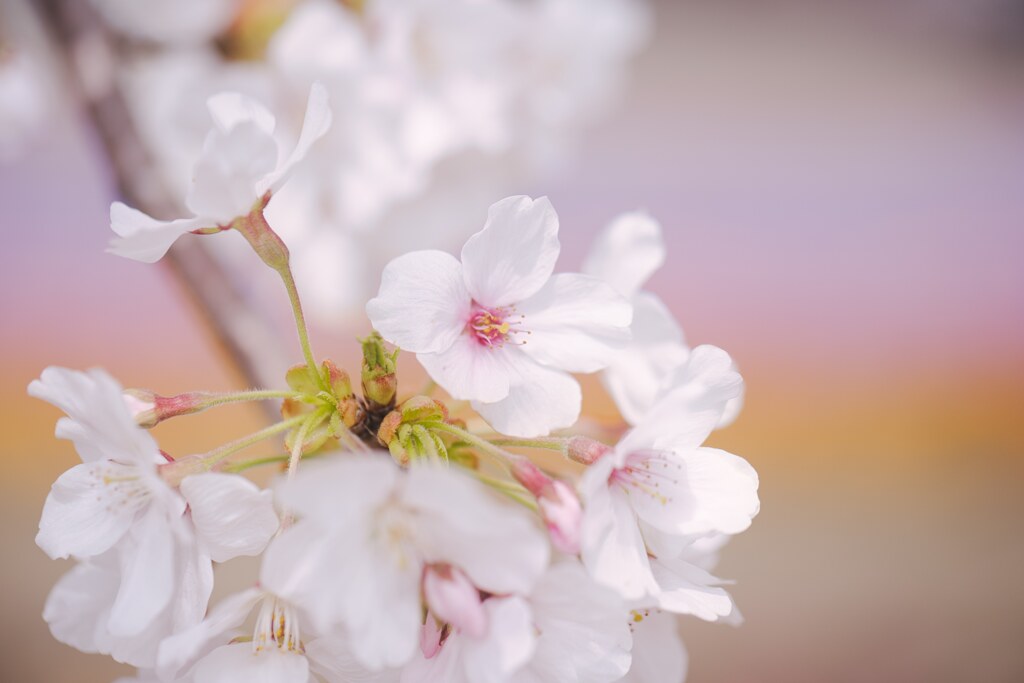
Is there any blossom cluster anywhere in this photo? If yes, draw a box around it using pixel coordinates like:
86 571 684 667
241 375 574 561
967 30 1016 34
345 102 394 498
35 80 758 682
91 0 650 320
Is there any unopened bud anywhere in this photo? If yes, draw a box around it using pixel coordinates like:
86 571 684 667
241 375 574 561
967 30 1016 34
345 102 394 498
399 395 448 423
511 459 582 555
423 564 486 638
285 364 320 395
321 359 353 399
360 332 398 408
125 389 211 428
123 389 158 427
567 436 613 465
158 453 207 487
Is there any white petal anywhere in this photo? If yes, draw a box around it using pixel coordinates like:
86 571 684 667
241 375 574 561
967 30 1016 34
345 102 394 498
273 455 397 522
517 273 632 373
516 561 632 683
181 473 279 563
262 82 333 195
417 333 513 403
192 643 312 683
582 212 665 298
108 202 205 264
367 250 472 354
157 588 264 680
602 292 689 425
307 635 401 683
462 597 536 683
621 345 743 453
629 447 759 537
206 91 276 136
473 361 581 437
461 196 560 307
579 467 658 601
43 553 120 655
406 464 549 596
650 556 737 622
29 366 161 465
108 506 176 637
36 461 145 560
621 613 687 683
185 123 278 222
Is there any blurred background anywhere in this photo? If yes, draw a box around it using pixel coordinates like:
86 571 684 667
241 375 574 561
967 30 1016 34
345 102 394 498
2 0 1023 681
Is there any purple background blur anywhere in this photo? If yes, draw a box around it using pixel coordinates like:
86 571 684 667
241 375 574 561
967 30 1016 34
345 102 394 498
2 1 1023 681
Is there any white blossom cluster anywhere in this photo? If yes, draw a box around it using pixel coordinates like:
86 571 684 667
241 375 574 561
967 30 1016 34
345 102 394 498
95 0 649 320
34 57 758 683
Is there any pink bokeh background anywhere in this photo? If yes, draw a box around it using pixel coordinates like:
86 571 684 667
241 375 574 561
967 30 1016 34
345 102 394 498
2 1 1023 681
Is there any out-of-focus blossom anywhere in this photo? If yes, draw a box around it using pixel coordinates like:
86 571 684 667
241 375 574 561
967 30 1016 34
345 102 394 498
109 82 331 263
368 195 632 436
405 561 632 683
89 0 242 44
584 212 745 427
261 455 550 670
0 46 48 162
620 611 688 683
158 587 398 682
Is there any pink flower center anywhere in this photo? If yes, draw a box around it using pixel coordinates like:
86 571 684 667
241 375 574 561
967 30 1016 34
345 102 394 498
467 304 525 348
610 450 680 506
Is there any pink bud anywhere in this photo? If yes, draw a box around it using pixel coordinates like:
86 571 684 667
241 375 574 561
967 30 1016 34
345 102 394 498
122 389 158 427
538 480 583 555
420 613 444 659
511 460 583 555
423 564 487 639
567 436 613 465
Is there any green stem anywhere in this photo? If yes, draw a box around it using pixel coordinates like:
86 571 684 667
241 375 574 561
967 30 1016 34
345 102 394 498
221 453 289 473
474 472 538 511
430 422 524 468
201 415 307 468
488 435 570 455
278 265 323 388
198 389 300 408
287 407 331 479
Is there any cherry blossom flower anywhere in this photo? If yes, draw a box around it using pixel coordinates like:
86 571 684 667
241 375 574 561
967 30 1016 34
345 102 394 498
583 211 745 427
108 82 331 263
404 561 632 683
578 346 759 607
261 455 550 671
367 195 632 436
30 367 278 666
158 587 397 683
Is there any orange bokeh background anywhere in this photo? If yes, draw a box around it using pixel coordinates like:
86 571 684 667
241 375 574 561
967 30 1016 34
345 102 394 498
2 1 1023 681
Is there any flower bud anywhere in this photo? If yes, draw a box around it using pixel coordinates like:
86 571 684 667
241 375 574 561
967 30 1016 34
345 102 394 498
321 359 353 399
511 459 582 555
567 436 613 465
399 395 448 424
123 389 158 427
360 332 399 409
423 565 486 638
125 389 211 428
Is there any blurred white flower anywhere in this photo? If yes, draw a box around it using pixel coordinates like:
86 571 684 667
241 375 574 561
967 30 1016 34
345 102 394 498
619 612 688 683
405 561 632 683
0 47 48 162
368 195 632 437
261 455 550 671
89 0 241 44
158 587 397 682
584 212 746 427
109 82 331 263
